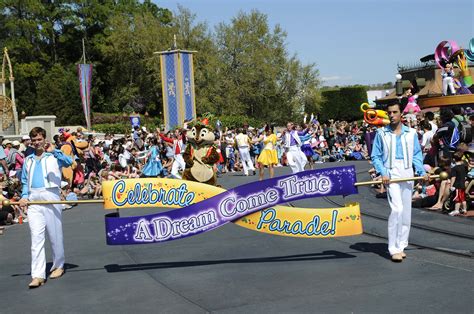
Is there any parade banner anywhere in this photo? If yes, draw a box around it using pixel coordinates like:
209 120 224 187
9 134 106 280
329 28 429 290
159 51 197 131
104 166 360 245
78 64 92 130
102 179 223 210
235 203 362 238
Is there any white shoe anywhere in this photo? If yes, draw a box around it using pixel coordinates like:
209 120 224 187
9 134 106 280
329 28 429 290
449 209 460 216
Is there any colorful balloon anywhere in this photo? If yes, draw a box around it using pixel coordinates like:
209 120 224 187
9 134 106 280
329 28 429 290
435 40 460 69
466 38 474 62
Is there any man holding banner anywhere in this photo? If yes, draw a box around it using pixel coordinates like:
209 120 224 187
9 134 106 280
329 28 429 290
19 127 73 288
371 103 428 262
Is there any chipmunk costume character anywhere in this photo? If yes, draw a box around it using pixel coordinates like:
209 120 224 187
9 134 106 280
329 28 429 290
183 119 220 185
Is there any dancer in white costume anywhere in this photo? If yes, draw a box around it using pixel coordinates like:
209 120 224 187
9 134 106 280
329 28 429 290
235 129 256 176
19 127 73 288
371 103 428 262
282 122 308 173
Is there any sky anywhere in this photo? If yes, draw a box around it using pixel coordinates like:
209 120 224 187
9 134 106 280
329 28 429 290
155 0 473 87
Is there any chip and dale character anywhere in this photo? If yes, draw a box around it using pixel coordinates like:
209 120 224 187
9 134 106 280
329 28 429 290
182 118 220 186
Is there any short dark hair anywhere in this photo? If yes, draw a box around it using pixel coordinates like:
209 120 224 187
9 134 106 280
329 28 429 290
453 152 463 162
425 111 434 121
452 106 462 115
29 127 46 139
387 102 405 112
440 108 454 123
422 120 432 131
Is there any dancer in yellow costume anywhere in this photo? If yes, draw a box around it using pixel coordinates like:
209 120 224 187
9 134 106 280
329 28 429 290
256 125 278 180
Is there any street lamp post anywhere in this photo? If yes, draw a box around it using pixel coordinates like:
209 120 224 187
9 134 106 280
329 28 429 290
395 73 403 96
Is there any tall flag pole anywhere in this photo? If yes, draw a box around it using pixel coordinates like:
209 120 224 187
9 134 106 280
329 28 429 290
154 42 197 131
78 38 92 130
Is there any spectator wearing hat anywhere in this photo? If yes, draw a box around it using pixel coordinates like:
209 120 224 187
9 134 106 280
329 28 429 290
3 139 12 156
23 135 35 157
19 135 30 153
7 141 24 180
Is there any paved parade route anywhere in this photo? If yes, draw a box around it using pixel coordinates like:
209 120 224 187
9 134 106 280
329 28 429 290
1 162 473 313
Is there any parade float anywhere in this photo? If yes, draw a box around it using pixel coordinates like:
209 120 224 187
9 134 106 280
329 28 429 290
376 38 474 110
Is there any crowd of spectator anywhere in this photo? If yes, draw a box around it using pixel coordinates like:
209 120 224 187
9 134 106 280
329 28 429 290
370 106 474 217
1 105 472 232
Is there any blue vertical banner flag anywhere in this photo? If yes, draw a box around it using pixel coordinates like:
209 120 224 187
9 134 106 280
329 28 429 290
180 52 196 121
159 51 197 131
78 64 92 130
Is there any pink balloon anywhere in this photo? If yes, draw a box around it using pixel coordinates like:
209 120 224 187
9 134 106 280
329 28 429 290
434 40 460 69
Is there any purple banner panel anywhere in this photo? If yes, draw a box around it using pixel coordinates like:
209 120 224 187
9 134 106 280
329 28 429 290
78 64 92 130
105 166 358 245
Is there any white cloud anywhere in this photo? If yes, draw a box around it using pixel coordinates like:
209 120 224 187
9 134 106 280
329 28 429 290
321 75 352 82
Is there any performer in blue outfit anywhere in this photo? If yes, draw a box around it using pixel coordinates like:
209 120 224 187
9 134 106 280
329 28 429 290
141 137 163 177
371 103 429 262
19 127 72 288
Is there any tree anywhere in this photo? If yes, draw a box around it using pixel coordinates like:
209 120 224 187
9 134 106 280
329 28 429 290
97 8 173 113
1 4 323 128
36 63 83 125
172 6 220 115
319 86 367 122
213 10 322 124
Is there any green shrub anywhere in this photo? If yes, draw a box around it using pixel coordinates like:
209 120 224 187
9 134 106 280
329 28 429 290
92 123 129 134
92 112 126 124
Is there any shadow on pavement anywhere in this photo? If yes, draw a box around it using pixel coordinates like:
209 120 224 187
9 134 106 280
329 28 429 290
11 262 79 277
350 242 391 260
104 250 356 273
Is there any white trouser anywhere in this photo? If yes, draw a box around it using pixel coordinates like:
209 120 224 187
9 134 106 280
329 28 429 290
286 146 307 173
238 146 255 175
28 188 64 279
171 154 185 179
386 159 414 256
442 77 455 95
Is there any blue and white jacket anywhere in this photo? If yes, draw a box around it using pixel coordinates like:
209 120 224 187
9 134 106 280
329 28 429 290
371 125 425 177
21 149 72 198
